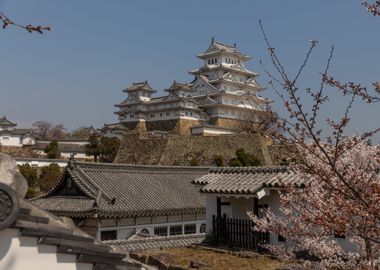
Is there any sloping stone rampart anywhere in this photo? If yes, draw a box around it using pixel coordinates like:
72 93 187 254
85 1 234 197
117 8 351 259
114 134 279 166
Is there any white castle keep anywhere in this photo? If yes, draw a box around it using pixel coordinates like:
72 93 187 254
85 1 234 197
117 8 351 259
111 38 270 136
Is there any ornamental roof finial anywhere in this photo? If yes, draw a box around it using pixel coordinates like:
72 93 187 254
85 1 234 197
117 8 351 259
211 36 215 43
234 43 236 50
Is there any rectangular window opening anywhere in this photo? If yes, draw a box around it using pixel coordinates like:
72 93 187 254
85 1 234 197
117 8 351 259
169 225 182 236
101 230 117 241
154 226 168 236
184 224 196 235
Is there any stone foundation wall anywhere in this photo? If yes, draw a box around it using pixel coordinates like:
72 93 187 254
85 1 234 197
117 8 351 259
145 119 199 135
145 119 179 134
209 117 255 130
177 119 199 135
115 133 169 165
121 121 142 131
114 134 279 166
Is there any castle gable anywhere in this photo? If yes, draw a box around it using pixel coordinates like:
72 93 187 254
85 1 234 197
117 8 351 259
192 76 220 96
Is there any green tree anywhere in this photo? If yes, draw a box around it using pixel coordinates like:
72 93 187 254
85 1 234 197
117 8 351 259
39 164 63 193
229 148 262 167
213 155 224 167
99 137 120 163
85 134 101 162
189 157 199 166
18 164 39 198
44 140 61 159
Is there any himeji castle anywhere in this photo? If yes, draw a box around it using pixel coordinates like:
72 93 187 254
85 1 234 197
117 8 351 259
112 38 270 136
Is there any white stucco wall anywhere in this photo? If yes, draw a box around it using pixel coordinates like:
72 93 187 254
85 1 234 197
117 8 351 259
0 228 92 270
97 219 206 240
0 135 22 147
16 158 68 168
205 194 217 233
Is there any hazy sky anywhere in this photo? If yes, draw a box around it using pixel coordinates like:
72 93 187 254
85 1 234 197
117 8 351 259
0 0 378 139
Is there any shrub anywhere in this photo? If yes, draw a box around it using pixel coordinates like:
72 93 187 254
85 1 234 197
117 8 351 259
44 140 61 159
39 163 63 192
213 155 224 167
229 148 262 167
189 157 199 166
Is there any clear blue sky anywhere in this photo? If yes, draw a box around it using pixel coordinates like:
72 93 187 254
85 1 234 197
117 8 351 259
0 0 378 138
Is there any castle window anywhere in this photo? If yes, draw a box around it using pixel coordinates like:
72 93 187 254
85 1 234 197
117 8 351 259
154 226 168 236
166 112 170 116
185 112 188 116
208 60 210 64
215 58 217 63
130 115 134 118
160 113 163 117
184 224 196 235
151 114 155 118
169 225 183 236
100 230 117 241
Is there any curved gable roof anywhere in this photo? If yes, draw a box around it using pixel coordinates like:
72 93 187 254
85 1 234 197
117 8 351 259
32 161 209 218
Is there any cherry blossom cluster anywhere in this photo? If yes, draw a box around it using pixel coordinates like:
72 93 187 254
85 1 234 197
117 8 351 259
363 1 380 16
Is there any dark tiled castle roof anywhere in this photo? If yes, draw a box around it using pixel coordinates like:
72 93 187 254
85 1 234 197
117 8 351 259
0 116 17 127
31 161 209 218
193 166 305 194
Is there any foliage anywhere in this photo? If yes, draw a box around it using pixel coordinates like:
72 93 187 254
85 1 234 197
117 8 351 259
32 121 52 140
99 136 120 163
85 135 120 163
229 148 262 167
39 163 63 193
249 18 380 269
18 163 63 197
70 126 95 140
85 134 101 162
44 140 61 159
213 155 224 167
47 124 66 140
18 164 38 188
189 157 199 166
32 121 67 140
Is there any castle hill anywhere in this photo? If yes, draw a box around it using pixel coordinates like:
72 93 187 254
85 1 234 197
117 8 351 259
0 2 379 270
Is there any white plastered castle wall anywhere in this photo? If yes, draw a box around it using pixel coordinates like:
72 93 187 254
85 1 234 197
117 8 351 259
0 228 92 270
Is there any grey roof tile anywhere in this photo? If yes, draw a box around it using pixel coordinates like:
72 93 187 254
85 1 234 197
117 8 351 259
31 161 209 218
105 234 205 252
194 166 305 194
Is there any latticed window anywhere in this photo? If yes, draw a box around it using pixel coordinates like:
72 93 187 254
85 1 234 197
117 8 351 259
169 225 182 236
184 224 196 234
154 226 168 236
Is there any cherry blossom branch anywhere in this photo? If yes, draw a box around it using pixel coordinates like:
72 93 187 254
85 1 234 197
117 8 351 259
363 0 380 16
254 20 380 267
0 11 51 34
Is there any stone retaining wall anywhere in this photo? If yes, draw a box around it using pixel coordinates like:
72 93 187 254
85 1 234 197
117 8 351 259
114 134 284 166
